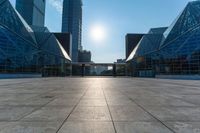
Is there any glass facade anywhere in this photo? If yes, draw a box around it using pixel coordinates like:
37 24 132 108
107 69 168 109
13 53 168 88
0 0 71 74
127 1 200 77
62 0 82 62
16 0 46 27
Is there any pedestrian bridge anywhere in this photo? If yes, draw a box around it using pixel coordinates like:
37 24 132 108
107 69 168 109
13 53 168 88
42 63 128 77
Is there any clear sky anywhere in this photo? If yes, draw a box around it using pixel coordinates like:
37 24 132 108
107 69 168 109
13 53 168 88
9 0 191 63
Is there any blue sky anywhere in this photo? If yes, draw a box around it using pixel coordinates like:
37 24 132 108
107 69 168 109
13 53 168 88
9 0 191 63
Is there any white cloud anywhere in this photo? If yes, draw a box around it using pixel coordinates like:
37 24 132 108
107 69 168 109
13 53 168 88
48 0 63 14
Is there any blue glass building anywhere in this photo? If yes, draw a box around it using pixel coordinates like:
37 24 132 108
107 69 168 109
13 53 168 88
127 1 200 77
0 0 71 74
16 0 46 27
62 0 83 62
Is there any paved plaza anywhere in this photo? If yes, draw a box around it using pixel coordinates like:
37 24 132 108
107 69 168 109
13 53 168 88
0 78 199 133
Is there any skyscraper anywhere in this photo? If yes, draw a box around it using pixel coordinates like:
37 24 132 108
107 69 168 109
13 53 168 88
62 0 82 62
15 0 46 27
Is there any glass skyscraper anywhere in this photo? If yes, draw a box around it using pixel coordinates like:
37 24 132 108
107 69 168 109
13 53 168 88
62 0 82 62
15 0 46 27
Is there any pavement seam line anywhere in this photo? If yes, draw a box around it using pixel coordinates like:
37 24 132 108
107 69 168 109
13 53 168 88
18 99 55 121
16 86 63 121
101 85 118 133
120 91 176 133
55 88 89 133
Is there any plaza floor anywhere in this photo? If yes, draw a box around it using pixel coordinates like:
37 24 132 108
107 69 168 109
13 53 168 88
0 77 200 133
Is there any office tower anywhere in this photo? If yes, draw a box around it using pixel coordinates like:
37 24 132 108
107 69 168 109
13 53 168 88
62 0 82 62
16 0 46 27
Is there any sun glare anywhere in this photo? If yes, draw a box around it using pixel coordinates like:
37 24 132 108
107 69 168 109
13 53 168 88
90 24 106 42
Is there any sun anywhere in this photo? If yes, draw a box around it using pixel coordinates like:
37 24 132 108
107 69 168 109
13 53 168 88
90 24 106 42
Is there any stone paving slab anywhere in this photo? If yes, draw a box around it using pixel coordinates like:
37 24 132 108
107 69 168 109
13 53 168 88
109 105 156 122
0 77 199 133
22 106 74 122
166 122 200 133
115 122 173 133
0 122 60 133
58 122 115 133
0 106 37 121
146 106 200 122
68 106 111 121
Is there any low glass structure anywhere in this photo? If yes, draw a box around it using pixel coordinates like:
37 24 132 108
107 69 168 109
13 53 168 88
127 1 200 77
0 0 71 74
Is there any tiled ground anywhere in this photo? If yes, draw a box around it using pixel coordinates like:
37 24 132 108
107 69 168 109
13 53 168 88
0 77 200 133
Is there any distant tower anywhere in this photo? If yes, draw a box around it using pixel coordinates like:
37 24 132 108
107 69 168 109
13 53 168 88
16 0 46 27
62 0 82 62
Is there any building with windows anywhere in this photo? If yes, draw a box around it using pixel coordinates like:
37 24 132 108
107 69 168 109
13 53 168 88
0 0 71 74
16 0 46 27
127 1 200 77
62 0 83 62
78 50 91 63
115 59 126 64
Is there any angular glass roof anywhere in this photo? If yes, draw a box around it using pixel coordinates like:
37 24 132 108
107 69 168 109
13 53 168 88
0 0 37 45
126 27 167 62
159 24 200 59
161 1 200 47
31 26 52 47
0 25 38 67
33 26 71 61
